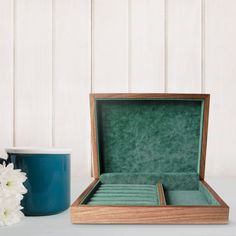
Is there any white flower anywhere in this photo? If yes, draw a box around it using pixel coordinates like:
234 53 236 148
0 162 27 227
0 196 24 226
0 163 27 196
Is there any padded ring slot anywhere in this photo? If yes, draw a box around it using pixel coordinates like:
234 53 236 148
86 184 160 206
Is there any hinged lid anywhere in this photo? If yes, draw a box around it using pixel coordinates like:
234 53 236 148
90 94 209 181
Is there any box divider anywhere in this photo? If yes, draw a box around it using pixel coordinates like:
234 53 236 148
157 182 166 206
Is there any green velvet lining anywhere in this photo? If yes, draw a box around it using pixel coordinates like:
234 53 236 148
86 184 159 206
100 173 199 190
83 97 219 206
95 99 204 175
82 182 219 206
165 191 210 205
164 182 219 206
199 182 219 205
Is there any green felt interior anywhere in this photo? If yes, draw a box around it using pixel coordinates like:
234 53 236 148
100 173 199 190
164 182 220 206
83 97 219 206
82 182 219 206
84 184 159 206
95 99 204 177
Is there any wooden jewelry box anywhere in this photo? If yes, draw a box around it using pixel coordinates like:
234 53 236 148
71 93 229 224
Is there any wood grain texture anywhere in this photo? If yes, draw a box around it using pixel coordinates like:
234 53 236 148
72 206 228 224
53 0 91 177
157 182 166 206
90 94 99 178
129 0 165 92
201 180 229 208
15 0 52 146
167 0 202 92
200 94 210 179
92 0 129 92
0 0 13 158
71 178 99 207
91 93 210 99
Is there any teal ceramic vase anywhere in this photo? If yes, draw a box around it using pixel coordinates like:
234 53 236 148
5 147 71 216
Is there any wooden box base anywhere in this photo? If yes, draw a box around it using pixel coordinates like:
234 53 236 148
71 179 229 224
71 94 229 224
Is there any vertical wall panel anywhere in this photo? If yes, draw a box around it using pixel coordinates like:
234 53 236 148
167 0 202 92
92 0 129 92
205 0 236 176
130 0 165 92
0 0 13 158
15 0 52 146
54 0 91 177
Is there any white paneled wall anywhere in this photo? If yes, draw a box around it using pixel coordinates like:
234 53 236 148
129 0 165 92
0 0 14 158
0 0 236 177
167 0 202 92
53 0 91 177
15 0 53 147
92 0 129 92
205 0 236 176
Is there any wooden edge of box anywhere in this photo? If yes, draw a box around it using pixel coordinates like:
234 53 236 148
90 93 210 100
70 179 229 224
200 180 229 208
200 95 210 179
71 178 99 222
157 182 166 206
71 205 228 224
90 94 99 178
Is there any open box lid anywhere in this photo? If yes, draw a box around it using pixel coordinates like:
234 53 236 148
90 93 209 182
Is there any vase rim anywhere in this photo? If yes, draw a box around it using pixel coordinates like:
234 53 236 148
5 147 71 155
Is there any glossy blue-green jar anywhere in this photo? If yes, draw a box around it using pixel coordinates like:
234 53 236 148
5 148 71 216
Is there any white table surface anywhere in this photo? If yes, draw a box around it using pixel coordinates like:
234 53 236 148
1 177 235 236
